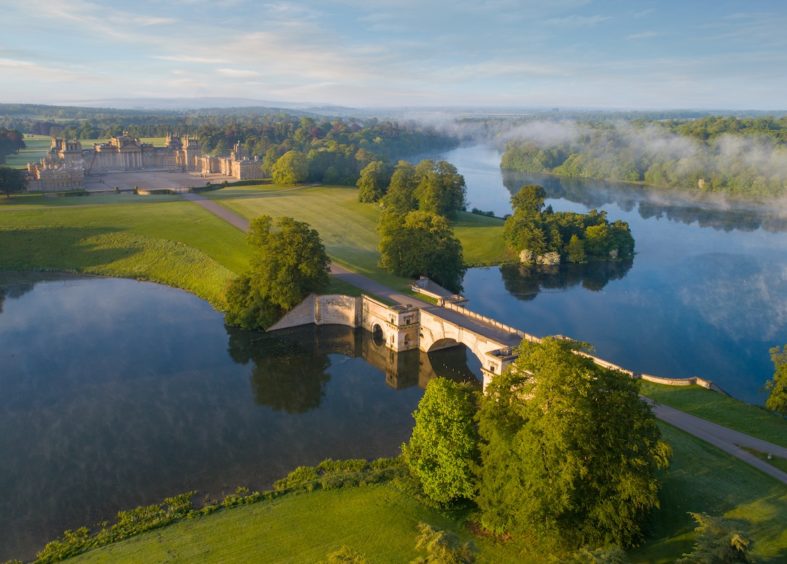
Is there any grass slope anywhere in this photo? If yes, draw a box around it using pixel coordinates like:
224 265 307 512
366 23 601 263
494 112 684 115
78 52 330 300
205 184 510 289
0 196 250 308
66 424 787 564
640 382 787 448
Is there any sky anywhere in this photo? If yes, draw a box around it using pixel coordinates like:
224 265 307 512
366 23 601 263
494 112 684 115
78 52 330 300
0 0 785 110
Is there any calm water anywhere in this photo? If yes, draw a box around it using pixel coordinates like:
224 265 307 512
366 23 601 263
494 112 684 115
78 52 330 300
0 274 476 560
440 144 787 404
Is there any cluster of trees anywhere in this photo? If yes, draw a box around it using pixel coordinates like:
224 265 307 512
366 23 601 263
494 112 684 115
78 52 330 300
0 166 27 197
500 118 787 199
372 160 468 292
0 128 25 164
403 337 671 553
504 185 634 265
224 215 330 330
766 345 787 414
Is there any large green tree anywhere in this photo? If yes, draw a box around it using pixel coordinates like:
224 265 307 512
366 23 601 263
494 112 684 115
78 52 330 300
765 345 787 414
476 338 670 548
402 378 479 505
0 166 27 198
378 210 465 292
382 161 419 215
356 160 391 202
414 160 467 218
272 150 309 185
225 215 330 330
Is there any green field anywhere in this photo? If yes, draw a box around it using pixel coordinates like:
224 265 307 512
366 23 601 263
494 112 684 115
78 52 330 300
65 423 787 563
3 135 168 169
205 184 511 290
640 382 787 448
0 195 249 308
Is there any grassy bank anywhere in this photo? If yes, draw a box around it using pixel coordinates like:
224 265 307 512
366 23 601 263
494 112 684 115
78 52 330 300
0 196 250 308
205 184 510 289
54 422 787 563
640 382 787 448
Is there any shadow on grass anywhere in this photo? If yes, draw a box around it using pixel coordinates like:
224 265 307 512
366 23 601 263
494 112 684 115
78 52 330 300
0 227 136 272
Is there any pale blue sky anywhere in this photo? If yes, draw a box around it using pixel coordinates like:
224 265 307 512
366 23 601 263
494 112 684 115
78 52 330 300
0 0 785 109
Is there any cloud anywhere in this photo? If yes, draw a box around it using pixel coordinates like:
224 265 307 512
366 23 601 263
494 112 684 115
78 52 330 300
216 68 260 78
545 14 610 27
155 55 228 64
626 31 660 40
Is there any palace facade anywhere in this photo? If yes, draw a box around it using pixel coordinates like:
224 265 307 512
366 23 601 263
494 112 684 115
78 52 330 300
26 134 260 191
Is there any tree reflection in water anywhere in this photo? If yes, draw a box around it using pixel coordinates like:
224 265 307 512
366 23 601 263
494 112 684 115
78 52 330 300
227 324 481 413
502 171 787 233
500 259 633 301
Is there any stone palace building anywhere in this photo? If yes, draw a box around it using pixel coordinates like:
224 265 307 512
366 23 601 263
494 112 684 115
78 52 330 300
27 134 260 191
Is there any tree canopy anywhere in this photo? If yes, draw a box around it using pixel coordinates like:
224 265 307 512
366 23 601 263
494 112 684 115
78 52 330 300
677 512 752 564
0 166 27 198
356 160 391 202
476 337 670 548
225 215 330 330
414 160 467 219
765 345 787 414
402 378 479 505
271 150 309 185
504 185 634 265
378 210 465 292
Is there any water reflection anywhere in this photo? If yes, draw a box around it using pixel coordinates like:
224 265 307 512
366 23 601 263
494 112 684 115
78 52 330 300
229 325 480 413
500 259 634 301
502 171 787 233
0 275 480 560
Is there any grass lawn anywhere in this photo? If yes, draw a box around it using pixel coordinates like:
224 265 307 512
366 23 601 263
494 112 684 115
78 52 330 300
63 422 787 563
205 184 510 290
0 195 250 308
640 381 787 448
633 423 787 563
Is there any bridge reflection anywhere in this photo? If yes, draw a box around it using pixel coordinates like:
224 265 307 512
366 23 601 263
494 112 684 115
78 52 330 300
227 324 480 413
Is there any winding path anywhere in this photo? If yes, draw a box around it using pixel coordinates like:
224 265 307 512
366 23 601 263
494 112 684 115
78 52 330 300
183 191 787 486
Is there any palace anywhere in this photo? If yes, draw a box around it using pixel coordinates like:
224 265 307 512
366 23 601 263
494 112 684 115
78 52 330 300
26 134 260 191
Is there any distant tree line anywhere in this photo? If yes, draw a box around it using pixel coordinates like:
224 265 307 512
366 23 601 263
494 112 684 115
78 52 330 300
501 117 787 199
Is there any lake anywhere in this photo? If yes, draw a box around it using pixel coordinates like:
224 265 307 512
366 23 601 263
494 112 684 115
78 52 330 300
0 274 474 560
440 144 787 404
3 145 786 559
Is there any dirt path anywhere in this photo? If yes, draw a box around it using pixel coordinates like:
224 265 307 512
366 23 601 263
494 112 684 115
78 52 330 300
184 191 787 486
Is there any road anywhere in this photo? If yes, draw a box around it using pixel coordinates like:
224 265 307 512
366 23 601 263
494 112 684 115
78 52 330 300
183 190 787 486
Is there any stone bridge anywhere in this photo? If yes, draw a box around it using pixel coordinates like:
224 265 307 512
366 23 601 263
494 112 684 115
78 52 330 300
270 293 535 387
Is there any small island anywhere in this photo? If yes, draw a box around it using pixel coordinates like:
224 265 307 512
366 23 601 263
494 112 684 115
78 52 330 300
504 184 635 266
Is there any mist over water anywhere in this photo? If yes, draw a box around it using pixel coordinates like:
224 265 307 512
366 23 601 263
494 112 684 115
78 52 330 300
439 144 787 404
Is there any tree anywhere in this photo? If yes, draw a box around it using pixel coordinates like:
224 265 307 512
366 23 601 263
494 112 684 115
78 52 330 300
225 215 330 330
272 150 309 185
412 523 476 564
379 210 465 292
476 338 671 548
765 345 787 414
402 378 479 505
356 160 391 202
678 513 752 563
511 184 547 215
567 234 587 264
414 160 467 218
0 166 27 198
382 161 419 215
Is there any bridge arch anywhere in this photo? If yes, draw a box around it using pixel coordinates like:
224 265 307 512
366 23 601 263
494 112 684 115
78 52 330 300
418 309 511 380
